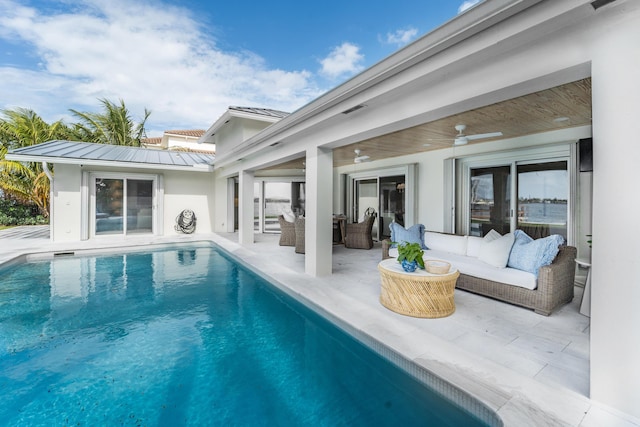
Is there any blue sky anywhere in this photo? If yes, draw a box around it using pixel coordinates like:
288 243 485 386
0 0 481 136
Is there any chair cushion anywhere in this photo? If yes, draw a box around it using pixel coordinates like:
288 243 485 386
507 230 565 276
389 222 426 248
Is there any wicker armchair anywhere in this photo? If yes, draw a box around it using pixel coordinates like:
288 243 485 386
344 214 376 249
294 217 305 254
278 215 296 246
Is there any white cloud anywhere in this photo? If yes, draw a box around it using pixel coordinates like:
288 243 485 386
458 0 483 14
319 42 364 80
0 0 322 136
383 28 419 47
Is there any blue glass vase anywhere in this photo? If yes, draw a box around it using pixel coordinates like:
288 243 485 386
401 259 418 273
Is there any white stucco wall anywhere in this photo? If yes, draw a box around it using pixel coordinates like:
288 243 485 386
51 164 83 241
163 170 215 235
589 6 640 417
50 164 214 241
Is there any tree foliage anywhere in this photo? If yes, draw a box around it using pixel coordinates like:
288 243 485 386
70 98 151 146
0 108 69 216
0 99 151 219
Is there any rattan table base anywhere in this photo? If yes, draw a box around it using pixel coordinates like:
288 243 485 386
378 259 460 318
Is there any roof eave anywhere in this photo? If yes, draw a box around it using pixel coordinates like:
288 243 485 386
198 108 285 144
5 153 214 173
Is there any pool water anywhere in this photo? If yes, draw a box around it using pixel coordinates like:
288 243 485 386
0 245 492 426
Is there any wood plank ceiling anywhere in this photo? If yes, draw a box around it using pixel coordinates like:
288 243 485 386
267 78 591 170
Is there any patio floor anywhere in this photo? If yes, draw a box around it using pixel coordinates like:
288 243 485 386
0 226 637 426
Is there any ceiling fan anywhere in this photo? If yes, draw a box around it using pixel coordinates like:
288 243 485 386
450 124 503 145
354 149 370 163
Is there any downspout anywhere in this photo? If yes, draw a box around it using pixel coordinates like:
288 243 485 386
42 162 54 242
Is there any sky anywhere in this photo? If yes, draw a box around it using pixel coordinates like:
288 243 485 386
0 0 482 137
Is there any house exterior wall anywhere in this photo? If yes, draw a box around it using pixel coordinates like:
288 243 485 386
50 164 214 241
163 170 215 234
51 164 83 241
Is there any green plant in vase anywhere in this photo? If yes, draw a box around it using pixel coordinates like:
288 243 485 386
395 242 425 272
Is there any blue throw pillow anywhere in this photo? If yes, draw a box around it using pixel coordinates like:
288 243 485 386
507 230 565 276
389 222 426 249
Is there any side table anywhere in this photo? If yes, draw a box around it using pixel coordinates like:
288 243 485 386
575 258 591 317
378 258 460 318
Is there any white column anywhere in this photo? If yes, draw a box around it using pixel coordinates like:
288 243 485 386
590 11 640 419
305 147 333 276
238 170 254 245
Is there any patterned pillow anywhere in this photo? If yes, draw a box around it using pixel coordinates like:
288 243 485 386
507 230 565 276
389 222 426 249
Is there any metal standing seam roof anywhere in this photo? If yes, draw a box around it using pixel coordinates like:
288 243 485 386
6 140 215 171
228 106 289 119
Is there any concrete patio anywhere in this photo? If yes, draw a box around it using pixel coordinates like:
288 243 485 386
0 226 637 426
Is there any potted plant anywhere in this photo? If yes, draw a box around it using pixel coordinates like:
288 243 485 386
395 242 425 272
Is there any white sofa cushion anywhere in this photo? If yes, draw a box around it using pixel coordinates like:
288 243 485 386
424 231 467 255
425 250 537 289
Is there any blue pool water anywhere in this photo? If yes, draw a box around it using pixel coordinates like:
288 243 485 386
0 245 493 426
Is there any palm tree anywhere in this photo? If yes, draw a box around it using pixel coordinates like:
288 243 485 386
70 98 151 146
0 108 68 217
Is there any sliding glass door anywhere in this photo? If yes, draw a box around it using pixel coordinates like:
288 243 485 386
250 180 305 233
93 174 157 236
516 161 568 238
466 159 568 239
349 171 409 241
470 166 511 236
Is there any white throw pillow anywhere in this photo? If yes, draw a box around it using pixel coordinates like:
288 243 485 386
466 236 484 257
283 211 295 223
478 232 515 268
466 229 500 257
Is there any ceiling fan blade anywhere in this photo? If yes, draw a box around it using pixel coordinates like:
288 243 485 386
466 131 503 141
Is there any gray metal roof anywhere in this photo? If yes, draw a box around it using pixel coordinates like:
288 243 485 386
6 140 215 172
228 106 289 119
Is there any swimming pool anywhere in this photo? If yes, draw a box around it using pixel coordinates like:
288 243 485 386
0 244 497 426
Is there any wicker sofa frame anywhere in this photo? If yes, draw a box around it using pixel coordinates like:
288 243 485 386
382 240 576 316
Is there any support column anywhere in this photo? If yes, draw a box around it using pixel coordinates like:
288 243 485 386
238 170 254 245
590 10 640 419
305 147 333 276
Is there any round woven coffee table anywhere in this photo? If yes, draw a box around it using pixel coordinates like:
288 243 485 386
378 258 460 318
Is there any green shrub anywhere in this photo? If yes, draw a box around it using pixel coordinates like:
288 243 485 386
0 198 49 226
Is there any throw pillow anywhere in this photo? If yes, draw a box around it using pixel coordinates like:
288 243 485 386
282 211 295 223
478 232 515 268
507 230 565 276
467 229 500 257
389 222 426 249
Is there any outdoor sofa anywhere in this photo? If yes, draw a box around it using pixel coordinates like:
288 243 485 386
383 228 576 316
